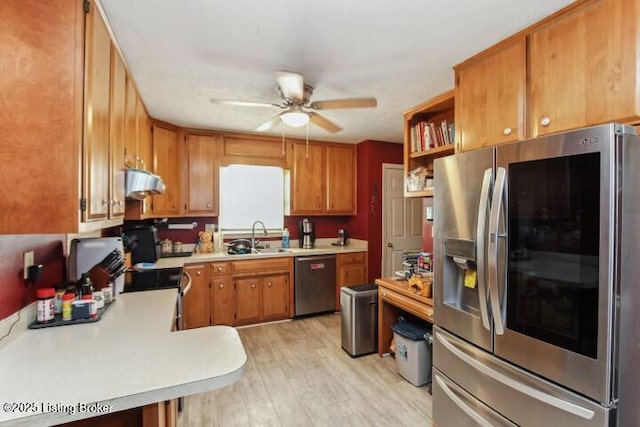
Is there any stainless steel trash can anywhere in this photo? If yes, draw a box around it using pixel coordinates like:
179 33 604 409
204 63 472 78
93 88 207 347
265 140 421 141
341 284 378 357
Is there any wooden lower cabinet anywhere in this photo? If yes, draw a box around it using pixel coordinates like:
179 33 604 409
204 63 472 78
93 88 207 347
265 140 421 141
211 274 234 326
183 258 291 328
262 273 290 321
183 264 211 330
235 276 263 325
335 252 368 311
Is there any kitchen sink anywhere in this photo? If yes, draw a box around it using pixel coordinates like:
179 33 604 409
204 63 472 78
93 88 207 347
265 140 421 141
255 247 291 254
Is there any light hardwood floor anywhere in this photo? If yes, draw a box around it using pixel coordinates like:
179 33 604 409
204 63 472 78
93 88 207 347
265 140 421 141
179 313 433 427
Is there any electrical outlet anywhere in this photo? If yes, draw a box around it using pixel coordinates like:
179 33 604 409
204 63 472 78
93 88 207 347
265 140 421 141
23 250 34 280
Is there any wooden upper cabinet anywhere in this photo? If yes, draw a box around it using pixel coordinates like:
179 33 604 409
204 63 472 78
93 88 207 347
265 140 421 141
152 124 181 216
455 38 526 151
529 0 640 136
82 0 111 222
0 0 84 233
326 145 357 214
290 142 326 214
109 44 126 218
136 98 152 171
124 75 138 168
186 134 219 216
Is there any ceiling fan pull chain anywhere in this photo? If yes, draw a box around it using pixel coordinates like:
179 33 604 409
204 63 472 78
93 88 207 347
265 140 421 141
305 121 309 158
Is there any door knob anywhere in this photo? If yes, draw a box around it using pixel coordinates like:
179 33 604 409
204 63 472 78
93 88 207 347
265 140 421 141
387 243 393 248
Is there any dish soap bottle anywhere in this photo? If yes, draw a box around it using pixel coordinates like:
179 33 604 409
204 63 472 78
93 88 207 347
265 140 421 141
282 228 290 248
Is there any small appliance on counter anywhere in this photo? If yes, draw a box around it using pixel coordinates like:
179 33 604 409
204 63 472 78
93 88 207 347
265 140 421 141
298 218 316 249
122 225 160 264
333 229 349 246
69 237 125 295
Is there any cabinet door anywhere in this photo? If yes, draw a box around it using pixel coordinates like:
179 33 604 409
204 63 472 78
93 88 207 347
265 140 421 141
82 1 111 222
152 125 181 216
456 38 525 151
235 277 262 325
326 145 356 214
183 265 211 329
211 275 235 326
262 274 289 321
529 0 640 136
186 134 218 215
337 264 368 311
291 142 325 214
109 45 126 218
124 76 138 168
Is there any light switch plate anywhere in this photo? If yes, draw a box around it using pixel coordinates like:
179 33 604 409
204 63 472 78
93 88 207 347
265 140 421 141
23 250 34 280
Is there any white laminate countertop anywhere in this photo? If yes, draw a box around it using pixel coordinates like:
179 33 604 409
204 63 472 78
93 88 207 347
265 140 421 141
153 238 368 269
0 290 246 426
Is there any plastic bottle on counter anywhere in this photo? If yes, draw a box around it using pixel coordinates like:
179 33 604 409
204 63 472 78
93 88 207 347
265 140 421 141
62 293 75 321
36 288 55 323
282 228 290 248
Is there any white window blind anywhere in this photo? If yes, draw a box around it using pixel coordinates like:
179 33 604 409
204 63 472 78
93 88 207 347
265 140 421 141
219 164 284 231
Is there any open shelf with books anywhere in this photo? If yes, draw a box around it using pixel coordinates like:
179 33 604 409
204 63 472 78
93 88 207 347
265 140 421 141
403 90 456 198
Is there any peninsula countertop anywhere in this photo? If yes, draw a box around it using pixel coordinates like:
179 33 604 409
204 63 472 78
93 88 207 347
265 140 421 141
153 238 368 269
0 289 246 426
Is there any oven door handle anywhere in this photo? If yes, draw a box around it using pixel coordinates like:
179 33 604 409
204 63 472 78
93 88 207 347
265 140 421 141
476 168 492 331
181 271 192 297
487 166 506 335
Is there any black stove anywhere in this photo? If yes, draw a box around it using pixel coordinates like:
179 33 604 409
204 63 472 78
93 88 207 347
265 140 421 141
122 267 184 293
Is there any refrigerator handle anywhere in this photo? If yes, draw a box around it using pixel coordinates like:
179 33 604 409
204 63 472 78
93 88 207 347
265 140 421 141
435 331 595 420
434 375 495 427
488 167 506 335
476 168 492 331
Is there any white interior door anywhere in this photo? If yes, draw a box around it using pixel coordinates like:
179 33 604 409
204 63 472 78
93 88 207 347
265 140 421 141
382 164 423 277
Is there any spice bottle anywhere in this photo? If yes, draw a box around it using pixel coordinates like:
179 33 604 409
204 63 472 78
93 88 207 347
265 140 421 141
62 293 75 321
36 288 55 323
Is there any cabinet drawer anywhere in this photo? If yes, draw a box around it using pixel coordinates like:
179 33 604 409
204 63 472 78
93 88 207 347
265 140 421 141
232 257 291 275
379 287 433 322
210 262 229 275
338 252 366 265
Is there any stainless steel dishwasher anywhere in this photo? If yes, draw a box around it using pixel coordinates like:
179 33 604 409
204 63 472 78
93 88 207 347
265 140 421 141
294 255 337 316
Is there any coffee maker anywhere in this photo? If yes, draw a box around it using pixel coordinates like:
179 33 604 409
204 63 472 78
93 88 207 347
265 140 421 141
298 218 316 249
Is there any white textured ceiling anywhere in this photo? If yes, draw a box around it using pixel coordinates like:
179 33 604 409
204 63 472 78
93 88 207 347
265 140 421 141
100 0 575 144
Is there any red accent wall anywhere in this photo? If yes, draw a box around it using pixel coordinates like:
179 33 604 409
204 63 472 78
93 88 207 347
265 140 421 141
349 140 403 281
0 235 66 321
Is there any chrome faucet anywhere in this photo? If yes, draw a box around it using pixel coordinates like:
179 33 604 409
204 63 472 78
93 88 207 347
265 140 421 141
251 220 268 251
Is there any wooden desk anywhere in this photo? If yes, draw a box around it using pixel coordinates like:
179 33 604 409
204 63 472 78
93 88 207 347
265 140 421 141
375 277 434 357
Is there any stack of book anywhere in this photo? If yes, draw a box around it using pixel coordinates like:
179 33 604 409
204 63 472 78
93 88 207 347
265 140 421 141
410 120 455 153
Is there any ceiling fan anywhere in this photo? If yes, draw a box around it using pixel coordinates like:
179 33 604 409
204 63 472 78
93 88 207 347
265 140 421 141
210 71 377 134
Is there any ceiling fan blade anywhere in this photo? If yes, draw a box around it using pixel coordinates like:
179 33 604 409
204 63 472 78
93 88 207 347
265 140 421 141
308 112 342 133
210 99 278 108
255 115 282 132
276 71 304 101
310 98 377 110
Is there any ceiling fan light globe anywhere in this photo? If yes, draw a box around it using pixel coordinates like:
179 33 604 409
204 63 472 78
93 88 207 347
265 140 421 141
280 111 309 127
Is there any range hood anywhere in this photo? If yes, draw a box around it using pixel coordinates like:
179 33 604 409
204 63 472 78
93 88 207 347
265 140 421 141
125 168 166 200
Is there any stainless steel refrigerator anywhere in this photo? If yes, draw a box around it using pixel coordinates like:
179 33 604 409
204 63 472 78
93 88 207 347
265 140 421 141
432 123 640 426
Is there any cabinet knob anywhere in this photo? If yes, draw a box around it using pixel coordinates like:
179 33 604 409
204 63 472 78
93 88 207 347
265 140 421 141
219 283 224 289
114 200 123 206
102 199 110 205
503 127 512 136
217 267 223 272
196 271 201 276
251 284 256 289
540 116 551 127
267 282 272 287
